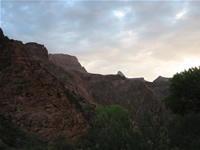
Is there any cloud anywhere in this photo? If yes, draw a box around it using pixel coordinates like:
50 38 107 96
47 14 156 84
2 1 200 81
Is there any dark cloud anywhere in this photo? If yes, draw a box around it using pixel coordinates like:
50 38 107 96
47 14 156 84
1 1 200 81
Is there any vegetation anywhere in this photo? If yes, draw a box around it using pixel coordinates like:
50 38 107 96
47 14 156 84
167 113 200 150
0 115 47 150
164 67 200 115
81 104 151 150
1 67 200 150
0 115 75 150
163 66 200 150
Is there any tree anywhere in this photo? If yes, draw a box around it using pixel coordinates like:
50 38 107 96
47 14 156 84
164 67 200 115
167 113 200 150
81 105 151 150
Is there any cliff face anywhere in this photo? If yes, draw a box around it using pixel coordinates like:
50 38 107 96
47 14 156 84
49 54 87 74
0 29 95 141
0 28 170 142
80 73 169 116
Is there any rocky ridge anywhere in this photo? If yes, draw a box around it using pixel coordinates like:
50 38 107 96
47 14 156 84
0 28 95 142
49 54 87 74
0 28 170 142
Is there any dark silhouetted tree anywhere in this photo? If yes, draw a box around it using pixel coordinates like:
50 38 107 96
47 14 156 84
164 67 200 115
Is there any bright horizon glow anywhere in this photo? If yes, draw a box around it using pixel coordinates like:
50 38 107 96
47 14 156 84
174 58 200 73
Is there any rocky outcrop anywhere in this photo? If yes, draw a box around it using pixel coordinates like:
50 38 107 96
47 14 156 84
128 77 146 82
0 29 95 142
25 42 48 61
49 54 87 73
117 71 125 77
153 76 170 82
80 73 170 122
0 28 170 142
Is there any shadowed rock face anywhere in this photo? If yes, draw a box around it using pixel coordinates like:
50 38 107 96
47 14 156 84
80 73 169 116
0 29 95 142
25 42 48 61
153 76 170 83
0 28 170 142
49 54 87 73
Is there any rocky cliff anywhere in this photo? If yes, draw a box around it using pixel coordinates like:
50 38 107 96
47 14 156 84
80 73 169 117
0 28 170 142
153 76 170 83
49 54 87 74
0 28 95 142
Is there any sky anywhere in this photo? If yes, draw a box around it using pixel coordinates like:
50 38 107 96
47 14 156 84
1 0 200 81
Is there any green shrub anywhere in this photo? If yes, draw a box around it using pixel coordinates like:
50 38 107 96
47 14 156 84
81 105 151 150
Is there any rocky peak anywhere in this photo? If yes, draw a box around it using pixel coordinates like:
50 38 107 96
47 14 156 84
0 28 4 37
0 28 9 43
153 76 170 83
49 54 87 73
0 30 95 142
117 71 125 77
25 42 48 61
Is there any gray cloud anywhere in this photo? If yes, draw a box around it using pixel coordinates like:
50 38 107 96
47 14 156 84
2 1 200 81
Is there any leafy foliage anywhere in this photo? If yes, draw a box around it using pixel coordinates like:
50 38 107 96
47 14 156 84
81 105 151 150
168 113 200 150
164 67 200 115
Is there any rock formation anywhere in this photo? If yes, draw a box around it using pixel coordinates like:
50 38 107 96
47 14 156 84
0 28 170 142
0 29 95 142
153 76 170 82
117 71 125 77
80 73 169 116
49 54 87 73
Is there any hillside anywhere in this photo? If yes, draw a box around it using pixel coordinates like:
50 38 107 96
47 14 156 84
0 28 95 141
0 28 170 142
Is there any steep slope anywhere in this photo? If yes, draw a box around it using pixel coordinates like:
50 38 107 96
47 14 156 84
47 48 170 120
0 29 95 142
79 73 170 125
80 73 169 111
0 28 170 142
153 76 170 83
49 54 87 74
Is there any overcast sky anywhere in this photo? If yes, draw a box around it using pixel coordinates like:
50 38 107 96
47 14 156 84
1 0 200 81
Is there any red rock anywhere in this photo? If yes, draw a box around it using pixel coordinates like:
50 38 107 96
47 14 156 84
0 28 170 142
49 54 87 73
0 29 95 142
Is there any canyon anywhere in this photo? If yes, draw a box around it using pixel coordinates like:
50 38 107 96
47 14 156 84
0 28 169 142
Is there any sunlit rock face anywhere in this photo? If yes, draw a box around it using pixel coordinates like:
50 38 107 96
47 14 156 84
49 54 87 74
0 28 95 142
